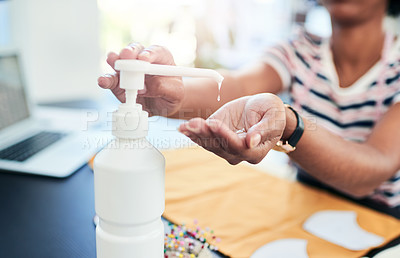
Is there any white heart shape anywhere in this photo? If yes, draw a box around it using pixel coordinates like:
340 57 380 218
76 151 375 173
251 238 308 258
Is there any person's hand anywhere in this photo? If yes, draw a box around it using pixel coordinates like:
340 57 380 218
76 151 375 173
178 93 286 165
97 43 184 116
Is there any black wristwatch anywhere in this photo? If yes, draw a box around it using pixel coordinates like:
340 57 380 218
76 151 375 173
273 104 304 153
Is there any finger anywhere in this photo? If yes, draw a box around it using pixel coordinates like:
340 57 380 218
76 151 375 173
128 42 145 51
138 76 164 98
179 118 205 134
119 45 144 60
138 75 184 101
181 118 221 149
106 52 119 69
179 124 209 148
206 119 247 153
136 96 153 116
137 45 175 65
111 86 126 103
179 119 221 151
138 87 147 95
179 120 210 147
135 45 182 99
245 107 285 149
97 73 119 90
179 121 240 163
107 43 145 69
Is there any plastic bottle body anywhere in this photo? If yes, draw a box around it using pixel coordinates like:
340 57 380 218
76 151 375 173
94 137 165 258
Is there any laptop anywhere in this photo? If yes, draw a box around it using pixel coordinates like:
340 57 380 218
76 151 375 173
0 50 106 177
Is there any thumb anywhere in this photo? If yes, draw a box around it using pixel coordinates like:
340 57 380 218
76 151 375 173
245 109 286 149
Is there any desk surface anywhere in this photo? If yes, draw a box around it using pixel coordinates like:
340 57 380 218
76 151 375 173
1 162 400 257
0 166 96 258
0 165 226 258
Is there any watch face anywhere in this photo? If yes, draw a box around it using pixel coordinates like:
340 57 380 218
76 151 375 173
272 142 296 154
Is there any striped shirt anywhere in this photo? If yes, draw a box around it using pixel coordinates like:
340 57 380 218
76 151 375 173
264 28 400 208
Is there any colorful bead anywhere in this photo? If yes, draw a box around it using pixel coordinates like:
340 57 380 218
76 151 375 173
164 220 221 257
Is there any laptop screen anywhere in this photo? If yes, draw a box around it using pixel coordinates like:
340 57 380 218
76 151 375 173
0 54 30 131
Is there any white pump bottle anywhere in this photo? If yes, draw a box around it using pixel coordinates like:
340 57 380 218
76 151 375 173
94 60 223 258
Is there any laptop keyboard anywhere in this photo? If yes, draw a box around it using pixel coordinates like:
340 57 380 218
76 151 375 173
0 131 65 162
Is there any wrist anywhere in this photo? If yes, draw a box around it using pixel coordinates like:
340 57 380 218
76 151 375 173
273 104 304 153
281 105 297 141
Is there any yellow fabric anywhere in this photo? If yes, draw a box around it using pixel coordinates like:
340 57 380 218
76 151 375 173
163 147 400 258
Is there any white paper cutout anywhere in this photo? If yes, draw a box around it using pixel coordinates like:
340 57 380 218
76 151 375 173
373 242 400 258
251 238 309 258
303 210 384 251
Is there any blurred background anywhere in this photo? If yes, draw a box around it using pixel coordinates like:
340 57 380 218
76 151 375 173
1 0 399 104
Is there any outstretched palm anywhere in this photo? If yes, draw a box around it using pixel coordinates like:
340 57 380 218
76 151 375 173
179 93 286 165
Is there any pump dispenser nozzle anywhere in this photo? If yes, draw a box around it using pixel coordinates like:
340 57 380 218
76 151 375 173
112 60 224 139
115 59 224 86
115 59 224 103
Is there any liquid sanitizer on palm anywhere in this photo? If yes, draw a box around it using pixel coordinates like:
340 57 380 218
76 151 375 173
94 59 223 258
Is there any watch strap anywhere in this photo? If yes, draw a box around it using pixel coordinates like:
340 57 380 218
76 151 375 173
285 105 304 148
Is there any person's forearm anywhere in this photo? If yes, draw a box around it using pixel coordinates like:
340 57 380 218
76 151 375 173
169 72 242 120
284 107 397 197
169 63 285 120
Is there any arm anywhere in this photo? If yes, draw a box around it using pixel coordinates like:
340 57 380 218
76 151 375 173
178 95 400 198
285 103 400 197
171 62 284 119
98 44 284 120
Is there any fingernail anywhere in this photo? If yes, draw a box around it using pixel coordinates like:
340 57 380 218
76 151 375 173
206 120 218 131
177 125 185 133
249 134 261 148
181 131 191 137
106 52 114 58
119 47 128 54
179 129 194 138
119 47 133 57
139 51 150 59
97 77 109 87
186 123 200 133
